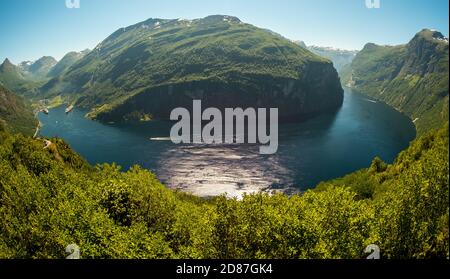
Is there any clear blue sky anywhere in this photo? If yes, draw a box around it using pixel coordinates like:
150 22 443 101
1 0 448 63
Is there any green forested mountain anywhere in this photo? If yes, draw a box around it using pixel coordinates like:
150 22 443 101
341 29 449 134
41 15 343 122
0 59 44 95
0 117 447 258
0 84 37 135
1 53 88 96
47 50 90 78
0 59 26 91
19 56 57 80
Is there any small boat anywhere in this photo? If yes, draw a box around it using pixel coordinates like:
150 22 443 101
65 105 74 114
42 108 49 115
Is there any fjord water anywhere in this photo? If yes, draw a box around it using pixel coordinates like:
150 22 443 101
38 88 416 197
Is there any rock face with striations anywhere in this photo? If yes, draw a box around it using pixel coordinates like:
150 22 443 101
41 15 344 122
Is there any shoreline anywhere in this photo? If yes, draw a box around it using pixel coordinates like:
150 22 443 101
342 85 418 137
33 119 42 139
32 109 42 139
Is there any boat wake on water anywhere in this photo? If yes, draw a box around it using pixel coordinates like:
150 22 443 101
363 98 378 103
150 137 172 141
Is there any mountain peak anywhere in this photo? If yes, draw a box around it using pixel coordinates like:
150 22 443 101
81 49 91 55
295 41 307 49
361 42 380 51
36 56 57 64
411 28 448 44
1 58 13 67
418 28 444 37
29 56 57 71
0 58 19 74
47 51 88 78
199 15 241 24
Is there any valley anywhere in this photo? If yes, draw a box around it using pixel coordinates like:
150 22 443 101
341 29 449 134
36 88 416 198
0 9 448 260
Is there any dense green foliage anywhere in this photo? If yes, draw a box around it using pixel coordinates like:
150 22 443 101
0 121 447 259
0 85 37 135
341 29 449 134
40 15 343 122
317 123 449 257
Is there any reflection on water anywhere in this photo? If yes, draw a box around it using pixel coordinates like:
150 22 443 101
38 88 416 198
157 144 294 198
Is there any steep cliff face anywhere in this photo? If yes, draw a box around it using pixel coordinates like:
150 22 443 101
91 60 343 122
342 29 449 134
41 15 343 122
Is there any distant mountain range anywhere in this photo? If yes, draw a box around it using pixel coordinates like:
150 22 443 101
307 46 358 73
38 15 343 122
18 56 57 80
341 29 449 134
0 49 90 95
0 58 39 95
294 41 358 73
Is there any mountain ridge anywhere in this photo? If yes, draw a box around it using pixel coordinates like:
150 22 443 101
47 50 90 78
39 15 344 122
341 29 449 134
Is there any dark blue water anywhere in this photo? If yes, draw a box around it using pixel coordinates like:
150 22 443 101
38 88 416 197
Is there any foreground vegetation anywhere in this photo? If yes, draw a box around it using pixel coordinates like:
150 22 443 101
0 120 447 259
